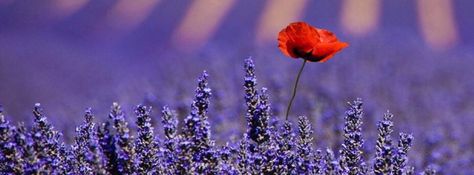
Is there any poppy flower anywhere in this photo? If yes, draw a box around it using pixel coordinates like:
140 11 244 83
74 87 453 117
280 22 349 121
278 22 348 62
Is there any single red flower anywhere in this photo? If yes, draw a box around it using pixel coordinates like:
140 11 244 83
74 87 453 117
278 22 348 62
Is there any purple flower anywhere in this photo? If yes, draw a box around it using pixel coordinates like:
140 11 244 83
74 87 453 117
237 133 251 174
244 57 259 130
248 87 271 144
182 71 213 147
374 111 395 174
161 106 178 174
217 143 238 174
274 121 296 174
71 108 106 174
0 107 23 174
109 102 136 174
162 106 178 141
97 121 119 174
30 103 63 174
13 122 37 174
393 132 414 175
296 116 316 173
339 99 365 175
135 105 158 174
180 71 215 174
324 148 341 174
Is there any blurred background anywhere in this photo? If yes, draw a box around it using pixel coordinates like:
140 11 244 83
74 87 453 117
0 0 473 171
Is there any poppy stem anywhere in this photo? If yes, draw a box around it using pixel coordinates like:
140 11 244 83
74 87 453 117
285 59 307 120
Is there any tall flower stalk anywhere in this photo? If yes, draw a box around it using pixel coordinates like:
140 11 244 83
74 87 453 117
135 105 158 174
374 111 395 174
109 102 136 174
393 133 414 175
0 107 23 174
31 103 62 174
244 57 259 130
339 99 365 175
285 60 307 120
72 108 106 174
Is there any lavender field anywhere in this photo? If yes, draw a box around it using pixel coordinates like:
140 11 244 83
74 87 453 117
1 0 474 174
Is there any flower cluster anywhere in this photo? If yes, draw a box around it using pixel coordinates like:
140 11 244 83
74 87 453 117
0 58 439 174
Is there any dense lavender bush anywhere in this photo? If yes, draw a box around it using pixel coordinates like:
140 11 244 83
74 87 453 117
0 58 444 174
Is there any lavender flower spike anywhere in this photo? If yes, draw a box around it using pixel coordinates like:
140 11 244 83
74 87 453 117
109 102 136 174
296 116 315 174
180 71 214 173
248 87 271 144
162 105 178 141
31 103 62 174
97 121 118 174
135 105 158 174
0 107 23 174
393 132 414 175
244 57 259 128
339 98 365 175
374 111 395 175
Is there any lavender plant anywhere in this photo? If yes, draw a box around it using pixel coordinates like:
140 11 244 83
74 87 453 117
0 58 444 174
161 106 178 174
339 99 365 175
0 106 23 174
71 108 107 174
13 122 36 174
393 132 414 175
374 111 395 174
274 121 297 174
30 103 63 174
109 102 136 174
296 116 316 174
134 105 158 174
180 71 217 174
97 121 118 174
323 148 341 174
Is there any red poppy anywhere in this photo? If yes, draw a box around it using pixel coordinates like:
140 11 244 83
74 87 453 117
278 22 348 62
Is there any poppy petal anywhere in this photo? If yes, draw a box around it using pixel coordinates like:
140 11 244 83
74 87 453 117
278 22 320 58
309 41 349 62
278 30 298 58
316 29 338 43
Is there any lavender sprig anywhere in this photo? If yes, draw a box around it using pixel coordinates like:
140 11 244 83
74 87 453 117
31 103 62 174
182 71 213 147
393 132 414 175
97 121 118 174
374 111 395 174
0 108 23 174
135 105 158 174
248 87 271 145
237 133 251 174
14 122 37 174
324 148 341 175
244 57 259 127
274 121 296 174
109 102 136 174
339 99 365 175
161 106 178 174
72 108 106 174
180 71 214 173
296 116 315 174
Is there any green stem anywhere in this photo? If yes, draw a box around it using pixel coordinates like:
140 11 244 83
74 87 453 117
285 59 307 120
